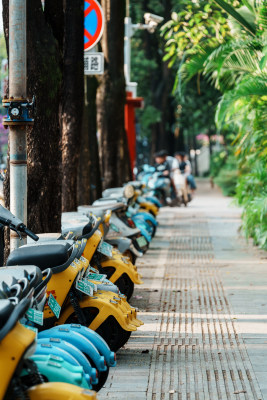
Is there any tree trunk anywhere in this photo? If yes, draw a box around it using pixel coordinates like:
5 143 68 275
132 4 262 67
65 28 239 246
97 0 131 189
78 76 102 205
27 0 63 232
61 0 84 212
3 0 63 236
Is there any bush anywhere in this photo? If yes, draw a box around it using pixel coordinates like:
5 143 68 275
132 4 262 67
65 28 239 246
242 195 267 249
213 155 238 196
210 150 227 178
214 169 238 196
236 162 267 249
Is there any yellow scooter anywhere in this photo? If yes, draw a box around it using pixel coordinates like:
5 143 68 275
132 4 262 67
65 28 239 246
132 189 159 217
0 296 97 400
1 202 141 350
95 212 143 299
7 238 137 351
62 212 143 299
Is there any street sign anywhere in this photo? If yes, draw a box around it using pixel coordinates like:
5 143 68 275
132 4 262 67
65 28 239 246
84 0 104 51
84 52 104 75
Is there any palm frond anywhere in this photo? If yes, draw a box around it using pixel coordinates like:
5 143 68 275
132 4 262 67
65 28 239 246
180 45 216 83
204 38 263 75
258 0 267 31
241 0 256 13
214 0 256 36
222 47 262 74
216 74 267 126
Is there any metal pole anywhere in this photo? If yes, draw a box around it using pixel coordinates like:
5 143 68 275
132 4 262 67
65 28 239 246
9 0 27 250
126 0 130 18
124 16 132 85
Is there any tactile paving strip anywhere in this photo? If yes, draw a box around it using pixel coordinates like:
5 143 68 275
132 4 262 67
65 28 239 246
147 215 263 400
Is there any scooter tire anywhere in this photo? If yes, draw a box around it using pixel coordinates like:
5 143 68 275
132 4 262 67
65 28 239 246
114 273 134 300
89 360 109 392
65 309 122 352
96 315 132 352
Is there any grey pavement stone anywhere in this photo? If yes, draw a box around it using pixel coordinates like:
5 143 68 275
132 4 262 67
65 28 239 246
98 181 267 400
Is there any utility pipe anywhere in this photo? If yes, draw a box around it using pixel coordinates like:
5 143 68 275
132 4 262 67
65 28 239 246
9 0 27 250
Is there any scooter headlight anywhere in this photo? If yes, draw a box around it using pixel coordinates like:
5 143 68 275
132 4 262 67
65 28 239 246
123 184 135 199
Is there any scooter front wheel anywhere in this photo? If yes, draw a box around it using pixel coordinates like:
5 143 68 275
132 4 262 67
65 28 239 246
65 309 129 352
114 273 134 300
89 360 109 392
96 315 132 352
101 267 135 300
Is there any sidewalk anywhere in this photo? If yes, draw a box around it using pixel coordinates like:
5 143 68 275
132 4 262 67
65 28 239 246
99 180 267 400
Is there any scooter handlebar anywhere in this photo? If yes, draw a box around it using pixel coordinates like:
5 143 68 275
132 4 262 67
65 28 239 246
0 214 39 241
22 227 39 241
0 205 24 228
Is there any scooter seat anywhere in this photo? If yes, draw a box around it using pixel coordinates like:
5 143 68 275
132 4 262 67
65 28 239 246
88 202 126 212
0 265 43 291
7 243 72 271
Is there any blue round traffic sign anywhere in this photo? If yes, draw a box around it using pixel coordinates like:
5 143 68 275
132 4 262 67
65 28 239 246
84 0 104 51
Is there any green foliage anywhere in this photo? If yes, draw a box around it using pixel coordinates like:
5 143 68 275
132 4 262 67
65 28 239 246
161 2 229 64
214 155 238 196
163 0 267 249
240 193 267 249
209 150 228 178
138 105 162 139
214 0 256 35
130 1 177 142
0 34 7 60
160 2 230 147
177 77 219 141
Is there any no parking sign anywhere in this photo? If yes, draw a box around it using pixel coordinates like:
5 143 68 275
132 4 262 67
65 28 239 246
84 0 104 51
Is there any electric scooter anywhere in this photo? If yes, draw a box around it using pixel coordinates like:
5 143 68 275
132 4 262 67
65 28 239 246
0 266 99 390
62 211 143 297
0 296 97 400
0 205 140 351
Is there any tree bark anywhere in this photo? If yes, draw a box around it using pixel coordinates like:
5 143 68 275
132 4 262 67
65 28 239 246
27 0 63 232
97 0 131 189
78 76 102 205
3 0 63 236
61 0 84 212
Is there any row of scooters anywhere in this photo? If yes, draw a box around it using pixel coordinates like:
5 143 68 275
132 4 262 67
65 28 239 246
0 181 160 399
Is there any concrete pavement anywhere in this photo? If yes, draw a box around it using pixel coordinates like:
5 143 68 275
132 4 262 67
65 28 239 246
99 180 267 400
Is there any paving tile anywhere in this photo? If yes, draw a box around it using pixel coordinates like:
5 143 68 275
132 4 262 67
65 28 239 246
98 182 267 400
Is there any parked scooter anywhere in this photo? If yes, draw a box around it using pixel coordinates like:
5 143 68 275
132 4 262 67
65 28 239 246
137 165 172 205
0 265 101 390
93 185 154 247
0 205 140 351
61 211 143 299
77 203 147 260
126 181 162 209
102 185 159 238
0 295 97 399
